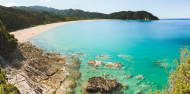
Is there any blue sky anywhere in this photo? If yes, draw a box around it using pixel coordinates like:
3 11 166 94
0 0 190 19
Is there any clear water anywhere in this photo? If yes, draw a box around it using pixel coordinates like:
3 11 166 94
28 20 190 94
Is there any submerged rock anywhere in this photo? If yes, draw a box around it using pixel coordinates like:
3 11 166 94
135 90 141 94
106 62 122 69
87 60 104 66
96 55 112 59
135 74 145 80
92 66 98 70
101 73 109 78
84 77 121 93
154 61 160 65
118 54 132 62
123 75 132 79
55 78 76 94
139 84 150 90
153 58 173 67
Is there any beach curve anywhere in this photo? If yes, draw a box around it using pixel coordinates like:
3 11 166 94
10 20 86 42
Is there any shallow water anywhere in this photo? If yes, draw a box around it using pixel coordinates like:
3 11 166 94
28 20 190 94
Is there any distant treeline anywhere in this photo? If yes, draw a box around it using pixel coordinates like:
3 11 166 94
13 6 159 20
0 5 66 32
0 5 159 32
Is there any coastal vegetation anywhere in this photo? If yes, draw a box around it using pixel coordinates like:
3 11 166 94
0 40 82 94
1 5 190 94
0 5 159 32
150 48 190 94
0 5 66 32
0 20 17 57
0 67 20 94
13 6 159 20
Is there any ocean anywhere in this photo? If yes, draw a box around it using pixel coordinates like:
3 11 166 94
28 19 190 94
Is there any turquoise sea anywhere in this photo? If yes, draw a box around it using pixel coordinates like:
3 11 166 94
28 19 190 94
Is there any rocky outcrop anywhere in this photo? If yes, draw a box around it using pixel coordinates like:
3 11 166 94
55 78 76 94
5 42 82 94
6 68 43 94
106 62 122 68
87 60 104 66
84 77 121 93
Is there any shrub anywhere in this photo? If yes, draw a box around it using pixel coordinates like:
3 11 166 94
150 47 190 94
0 74 6 85
4 83 20 94
0 20 18 56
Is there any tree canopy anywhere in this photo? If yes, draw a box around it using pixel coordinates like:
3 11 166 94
13 6 159 20
0 5 66 32
0 20 17 56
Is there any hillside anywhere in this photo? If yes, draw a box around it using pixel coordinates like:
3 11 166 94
13 6 159 20
0 20 17 56
0 5 66 32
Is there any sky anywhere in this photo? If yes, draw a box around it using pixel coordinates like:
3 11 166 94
0 0 190 19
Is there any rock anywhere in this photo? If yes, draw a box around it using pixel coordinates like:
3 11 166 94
55 78 76 94
113 91 124 94
135 90 141 94
139 84 150 91
47 88 56 94
87 60 104 66
154 61 160 65
5 42 82 94
123 85 128 89
135 74 145 80
74 52 85 56
66 56 81 64
106 62 122 68
84 77 121 93
123 75 132 79
92 66 98 70
118 54 132 62
62 67 81 79
9 73 43 94
24 65 49 81
45 72 67 88
135 80 141 85
96 55 112 59
65 63 80 70
101 73 109 78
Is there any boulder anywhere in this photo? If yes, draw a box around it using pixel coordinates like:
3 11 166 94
84 77 121 93
106 62 122 68
87 60 104 66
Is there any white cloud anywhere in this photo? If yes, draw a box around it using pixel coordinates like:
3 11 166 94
40 0 53 4
70 1 76 4
0 2 18 7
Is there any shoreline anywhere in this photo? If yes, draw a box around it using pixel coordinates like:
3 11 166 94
10 20 88 42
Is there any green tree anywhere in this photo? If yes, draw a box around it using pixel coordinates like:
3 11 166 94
0 20 17 56
150 47 190 94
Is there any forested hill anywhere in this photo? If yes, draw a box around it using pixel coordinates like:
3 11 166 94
13 6 159 20
0 5 66 32
0 20 17 56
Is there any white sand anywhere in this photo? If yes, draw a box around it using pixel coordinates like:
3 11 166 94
10 20 85 42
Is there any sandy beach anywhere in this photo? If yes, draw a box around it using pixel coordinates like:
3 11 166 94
10 20 84 42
